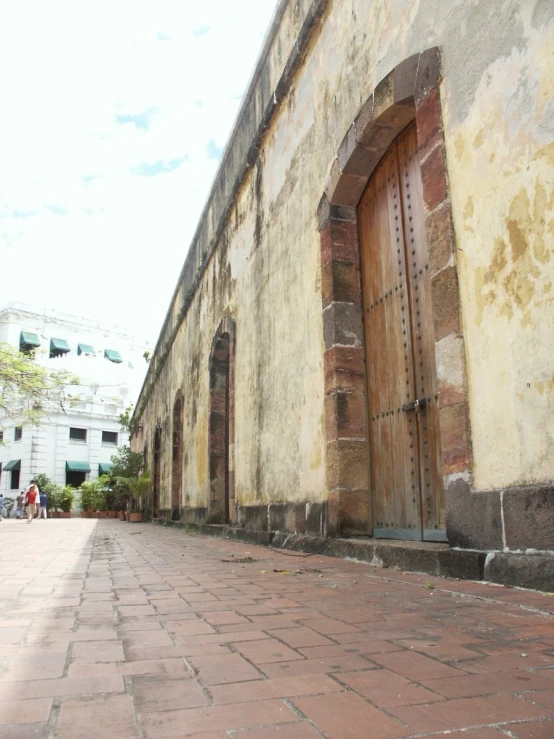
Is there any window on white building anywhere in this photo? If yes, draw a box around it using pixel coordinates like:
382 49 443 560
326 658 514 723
69 427 87 443
19 331 41 355
102 430 118 445
78 343 95 356
11 468 20 489
104 349 123 363
14 427 22 441
50 338 71 358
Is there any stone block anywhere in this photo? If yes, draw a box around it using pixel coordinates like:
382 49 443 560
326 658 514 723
324 346 366 395
295 503 307 534
326 439 369 490
268 503 297 533
425 202 455 274
435 333 467 408
393 53 419 104
446 477 503 550
237 504 268 531
439 401 471 475
416 88 443 158
414 47 442 106
305 502 327 537
320 219 360 266
502 485 554 551
485 551 554 592
373 73 394 122
328 170 368 208
321 260 361 308
324 391 367 440
420 143 448 212
431 266 460 340
337 489 370 535
317 196 356 231
353 96 374 144
323 302 363 350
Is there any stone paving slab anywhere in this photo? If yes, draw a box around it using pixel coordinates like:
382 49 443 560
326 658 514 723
1 519 554 737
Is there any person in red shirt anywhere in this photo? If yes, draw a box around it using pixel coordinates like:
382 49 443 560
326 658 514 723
25 481 40 523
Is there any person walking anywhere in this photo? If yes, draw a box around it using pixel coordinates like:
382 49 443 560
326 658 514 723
39 489 48 519
25 481 39 523
15 491 26 520
0 492 4 521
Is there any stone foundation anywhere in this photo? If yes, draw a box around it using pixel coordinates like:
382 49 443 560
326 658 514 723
150 482 554 590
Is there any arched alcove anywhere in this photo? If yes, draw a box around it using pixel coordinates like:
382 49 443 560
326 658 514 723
208 317 236 524
153 425 162 518
171 391 184 521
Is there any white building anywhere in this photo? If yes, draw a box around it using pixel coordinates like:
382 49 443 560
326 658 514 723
0 302 149 495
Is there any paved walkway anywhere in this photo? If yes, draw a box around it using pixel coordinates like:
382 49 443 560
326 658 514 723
1 520 554 738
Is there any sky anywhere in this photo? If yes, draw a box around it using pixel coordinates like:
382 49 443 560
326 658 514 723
0 0 279 347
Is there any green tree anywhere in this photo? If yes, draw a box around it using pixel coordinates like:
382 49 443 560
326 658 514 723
118 404 134 433
0 344 80 430
110 445 144 479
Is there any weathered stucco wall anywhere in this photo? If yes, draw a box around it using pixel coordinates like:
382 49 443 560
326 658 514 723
133 0 553 521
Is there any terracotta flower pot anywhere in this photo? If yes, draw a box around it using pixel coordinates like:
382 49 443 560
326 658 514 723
61 511 71 518
80 511 86 518
53 511 61 518
97 511 107 519
107 511 116 518
118 512 126 521
128 512 143 523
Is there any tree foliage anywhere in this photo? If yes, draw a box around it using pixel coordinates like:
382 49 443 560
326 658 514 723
110 445 144 479
118 404 134 432
0 344 80 430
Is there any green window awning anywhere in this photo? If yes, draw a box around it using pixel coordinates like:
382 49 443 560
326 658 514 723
20 331 40 348
78 343 95 356
50 338 70 353
3 459 21 471
66 461 91 472
99 463 111 475
104 349 123 363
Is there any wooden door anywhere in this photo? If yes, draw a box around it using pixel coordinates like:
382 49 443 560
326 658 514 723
358 122 445 541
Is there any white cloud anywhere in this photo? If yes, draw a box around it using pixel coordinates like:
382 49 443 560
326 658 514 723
0 0 278 342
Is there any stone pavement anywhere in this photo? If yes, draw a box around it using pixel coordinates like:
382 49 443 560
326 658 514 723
1 521 554 739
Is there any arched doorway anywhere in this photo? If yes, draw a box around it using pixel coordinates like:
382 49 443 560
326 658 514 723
208 317 235 524
171 392 183 521
153 426 161 518
358 122 443 539
319 49 469 541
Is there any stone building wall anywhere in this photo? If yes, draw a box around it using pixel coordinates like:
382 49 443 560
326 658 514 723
132 0 554 552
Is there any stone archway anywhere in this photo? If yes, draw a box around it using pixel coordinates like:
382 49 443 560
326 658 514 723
319 48 470 540
208 317 236 524
171 391 184 521
153 425 161 518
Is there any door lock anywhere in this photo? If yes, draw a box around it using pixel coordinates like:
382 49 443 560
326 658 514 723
402 397 427 412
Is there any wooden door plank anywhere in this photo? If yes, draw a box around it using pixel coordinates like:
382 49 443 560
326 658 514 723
384 141 421 534
397 124 445 536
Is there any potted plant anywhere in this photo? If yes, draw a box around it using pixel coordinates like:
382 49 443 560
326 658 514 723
79 482 94 517
94 486 107 518
47 485 62 518
99 477 117 518
59 486 75 518
115 471 151 522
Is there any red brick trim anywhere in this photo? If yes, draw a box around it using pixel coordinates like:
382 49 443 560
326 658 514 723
318 47 471 539
208 317 236 525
